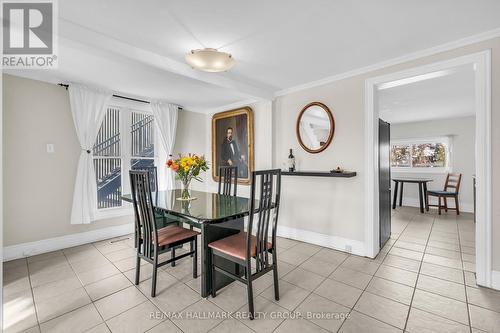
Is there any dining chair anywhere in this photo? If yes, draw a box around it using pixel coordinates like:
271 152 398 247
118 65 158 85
134 165 158 191
208 169 281 319
426 173 462 215
131 165 180 227
129 170 200 297
218 166 238 196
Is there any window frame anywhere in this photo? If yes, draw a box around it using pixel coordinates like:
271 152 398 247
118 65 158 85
93 103 158 221
390 136 452 174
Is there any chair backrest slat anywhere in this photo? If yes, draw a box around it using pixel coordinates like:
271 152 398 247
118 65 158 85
130 170 158 259
246 169 281 273
218 166 238 196
132 165 158 192
444 173 462 193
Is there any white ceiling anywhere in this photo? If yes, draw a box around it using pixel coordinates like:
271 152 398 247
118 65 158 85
378 64 475 123
4 0 500 112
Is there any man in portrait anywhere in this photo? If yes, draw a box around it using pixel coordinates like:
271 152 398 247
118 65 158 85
220 127 248 177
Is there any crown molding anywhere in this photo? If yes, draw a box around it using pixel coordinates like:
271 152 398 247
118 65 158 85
275 27 500 97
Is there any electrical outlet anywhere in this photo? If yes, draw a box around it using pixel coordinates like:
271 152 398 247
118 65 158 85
46 143 55 153
345 244 352 253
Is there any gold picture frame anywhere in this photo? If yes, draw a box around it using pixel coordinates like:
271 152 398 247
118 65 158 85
212 107 254 185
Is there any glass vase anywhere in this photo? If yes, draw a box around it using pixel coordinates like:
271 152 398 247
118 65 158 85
180 178 192 201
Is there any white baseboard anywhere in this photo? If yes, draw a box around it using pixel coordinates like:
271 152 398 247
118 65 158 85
276 225 365 257
3 223 134 262
399 197 474 213
492 270 500 291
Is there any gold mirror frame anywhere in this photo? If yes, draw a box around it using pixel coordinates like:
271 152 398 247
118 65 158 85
296 102 335 154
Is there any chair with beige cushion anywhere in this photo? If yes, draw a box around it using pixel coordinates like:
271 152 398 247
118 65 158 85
208 169 281 319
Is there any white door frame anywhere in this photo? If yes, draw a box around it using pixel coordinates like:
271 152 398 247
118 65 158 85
364 50 492 287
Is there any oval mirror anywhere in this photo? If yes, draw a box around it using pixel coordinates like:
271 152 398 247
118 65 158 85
296 102 335 153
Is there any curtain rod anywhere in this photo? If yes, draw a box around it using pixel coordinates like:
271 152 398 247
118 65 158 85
58 83 183 110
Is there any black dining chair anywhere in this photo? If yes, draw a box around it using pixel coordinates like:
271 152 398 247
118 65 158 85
208 169 281 319
132 165 159 191
218 166 238 196
131 165 179 227
129 170 199 297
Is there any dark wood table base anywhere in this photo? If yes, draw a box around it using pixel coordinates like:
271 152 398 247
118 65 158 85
392 178 432 213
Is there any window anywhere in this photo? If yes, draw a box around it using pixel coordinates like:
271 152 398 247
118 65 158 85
130 112 155 171
93 107 122 209
390 137 451 172
93 106 156 211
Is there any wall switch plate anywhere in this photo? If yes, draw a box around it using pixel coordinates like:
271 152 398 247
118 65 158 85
46 143 55 153
345 244 352 253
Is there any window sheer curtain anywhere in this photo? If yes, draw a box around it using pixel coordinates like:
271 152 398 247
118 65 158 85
68 84 112 224
151 101 179 190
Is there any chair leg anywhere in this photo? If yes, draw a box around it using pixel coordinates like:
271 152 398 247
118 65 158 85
151 256 158 297
455 196 460 215
171 248 176 267
246 265 255 320
444 197 448 212
210 249 217 298
135 255 141 285
438 197 442 215
193 237 198 279
190 237 194 258
272 252 279 301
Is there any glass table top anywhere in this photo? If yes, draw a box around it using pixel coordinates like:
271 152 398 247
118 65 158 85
122 190 252 222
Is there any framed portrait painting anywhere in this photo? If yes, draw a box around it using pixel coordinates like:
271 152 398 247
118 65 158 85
212 107 254 184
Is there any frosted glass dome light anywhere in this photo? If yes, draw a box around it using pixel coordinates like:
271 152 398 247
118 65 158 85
185 48 235 72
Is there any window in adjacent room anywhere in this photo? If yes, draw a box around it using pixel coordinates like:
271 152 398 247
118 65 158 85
390 137 451 172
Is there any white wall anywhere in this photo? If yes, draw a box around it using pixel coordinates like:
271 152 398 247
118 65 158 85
273 83 366 254
172 109 208 191
390 116 476 212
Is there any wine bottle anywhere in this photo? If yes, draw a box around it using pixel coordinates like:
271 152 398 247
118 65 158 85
288 149 295 172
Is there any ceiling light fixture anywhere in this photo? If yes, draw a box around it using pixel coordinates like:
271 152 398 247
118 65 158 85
185 48 235 73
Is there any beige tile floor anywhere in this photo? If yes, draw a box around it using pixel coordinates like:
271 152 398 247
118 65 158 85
4 207 500 333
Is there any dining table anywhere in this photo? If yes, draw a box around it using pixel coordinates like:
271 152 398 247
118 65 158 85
122 189 252 298
392 177 433 213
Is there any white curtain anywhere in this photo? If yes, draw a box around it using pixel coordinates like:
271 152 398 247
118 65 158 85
68 84 112 224
151 101 179 190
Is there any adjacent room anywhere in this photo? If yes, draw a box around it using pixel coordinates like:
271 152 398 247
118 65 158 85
2 1 500 333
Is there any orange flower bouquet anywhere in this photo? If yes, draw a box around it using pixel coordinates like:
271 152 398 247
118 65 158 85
167 154 209 200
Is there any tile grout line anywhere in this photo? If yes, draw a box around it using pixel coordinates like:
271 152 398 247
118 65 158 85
407 215 481 328
99 241 205 333
402 212 437 332
268 253 352 333
335 210 418 332
456 218 474 333
28 247 109 330
64 244 113 333
25 258 43 332
91 239 184 332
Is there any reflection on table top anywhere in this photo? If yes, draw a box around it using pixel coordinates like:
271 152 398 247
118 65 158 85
122 190 251 222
